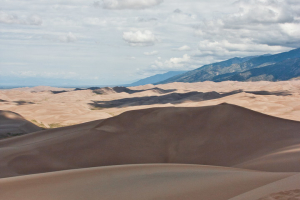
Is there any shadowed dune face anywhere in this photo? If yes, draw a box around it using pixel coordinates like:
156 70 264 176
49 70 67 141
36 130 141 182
92 86 176 95
1 103 300 178
13 101 35 105
245 90 292 96
0 110 42 139
89 90 241 108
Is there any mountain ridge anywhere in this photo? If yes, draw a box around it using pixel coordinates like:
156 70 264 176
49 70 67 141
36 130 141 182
130 71 186 86
157 48 300 84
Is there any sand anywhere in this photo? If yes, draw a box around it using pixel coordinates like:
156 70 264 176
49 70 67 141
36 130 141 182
1 81 300 127
1 82 300 199
0 110 42 139
1 104 300 179
0 164 297 200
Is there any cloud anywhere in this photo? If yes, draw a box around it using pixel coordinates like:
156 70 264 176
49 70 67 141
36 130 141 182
123 30 156 46
93 1 101 7
0 11 42 25
27 15 43 25
227 0 295 25
137 17 158 22
173 45 191 51
58 32 77 43
196 40 290 59
193 0 299 60
9 70 78 79
144 51 158 55
148 54 192 72
168 9 197 24
0 12 19 24
101 0 163 9
83 18 107 26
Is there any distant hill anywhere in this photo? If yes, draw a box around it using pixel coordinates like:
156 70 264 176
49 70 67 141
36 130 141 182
158 48 300 84
213 58 300 82
130 71 186 86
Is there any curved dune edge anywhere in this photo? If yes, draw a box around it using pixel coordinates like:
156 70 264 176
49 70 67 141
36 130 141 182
229 174 300 200
0 164 295 200
0 110 42 139
1 103 300 178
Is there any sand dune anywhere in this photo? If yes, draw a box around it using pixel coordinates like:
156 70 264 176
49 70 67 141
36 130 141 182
1 93 300 199
0 110 42 139
1 103 300 179
1 81 300 127
0 164 296 200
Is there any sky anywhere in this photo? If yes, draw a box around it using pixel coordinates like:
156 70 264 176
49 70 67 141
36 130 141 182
1 0 300 86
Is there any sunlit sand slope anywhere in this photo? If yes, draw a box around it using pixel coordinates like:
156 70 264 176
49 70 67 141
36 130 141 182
0 164 296 200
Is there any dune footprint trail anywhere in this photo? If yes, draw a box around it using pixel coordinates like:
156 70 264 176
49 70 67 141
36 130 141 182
0 103 300 200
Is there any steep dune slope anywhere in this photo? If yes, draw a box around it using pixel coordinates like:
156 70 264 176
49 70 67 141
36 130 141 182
1 103 300 178
0 110 42 139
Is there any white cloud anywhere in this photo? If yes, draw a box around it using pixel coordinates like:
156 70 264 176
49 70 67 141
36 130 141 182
168 54 190 65
144 50 158 55
58 32 77 43
123 30 156 46
173 45 191 51
149 54 192 72
102 0 163 9
197 40 290 58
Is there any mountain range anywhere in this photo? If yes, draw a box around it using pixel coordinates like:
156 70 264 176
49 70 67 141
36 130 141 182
129 71 186 86
155 48 300 84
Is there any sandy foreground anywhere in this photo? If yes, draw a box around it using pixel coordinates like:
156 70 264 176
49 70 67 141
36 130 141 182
0 82 300 199
0 164 298 200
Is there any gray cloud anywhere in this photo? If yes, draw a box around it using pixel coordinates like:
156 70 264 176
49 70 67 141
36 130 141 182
27 15 43 25
193 0 299 60
173 45 191 51
102 0 163 9
58 32 77 43
0 11 42 25
228 0 295 25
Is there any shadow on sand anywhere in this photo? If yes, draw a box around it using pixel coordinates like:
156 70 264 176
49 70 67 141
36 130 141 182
89 89 292 109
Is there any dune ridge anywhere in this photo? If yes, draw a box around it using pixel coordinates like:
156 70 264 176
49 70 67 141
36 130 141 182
1 103 300 180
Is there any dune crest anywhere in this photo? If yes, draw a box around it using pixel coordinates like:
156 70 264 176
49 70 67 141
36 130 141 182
1 103 300 179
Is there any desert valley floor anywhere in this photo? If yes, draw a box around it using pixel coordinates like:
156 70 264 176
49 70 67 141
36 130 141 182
0 81 300 200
